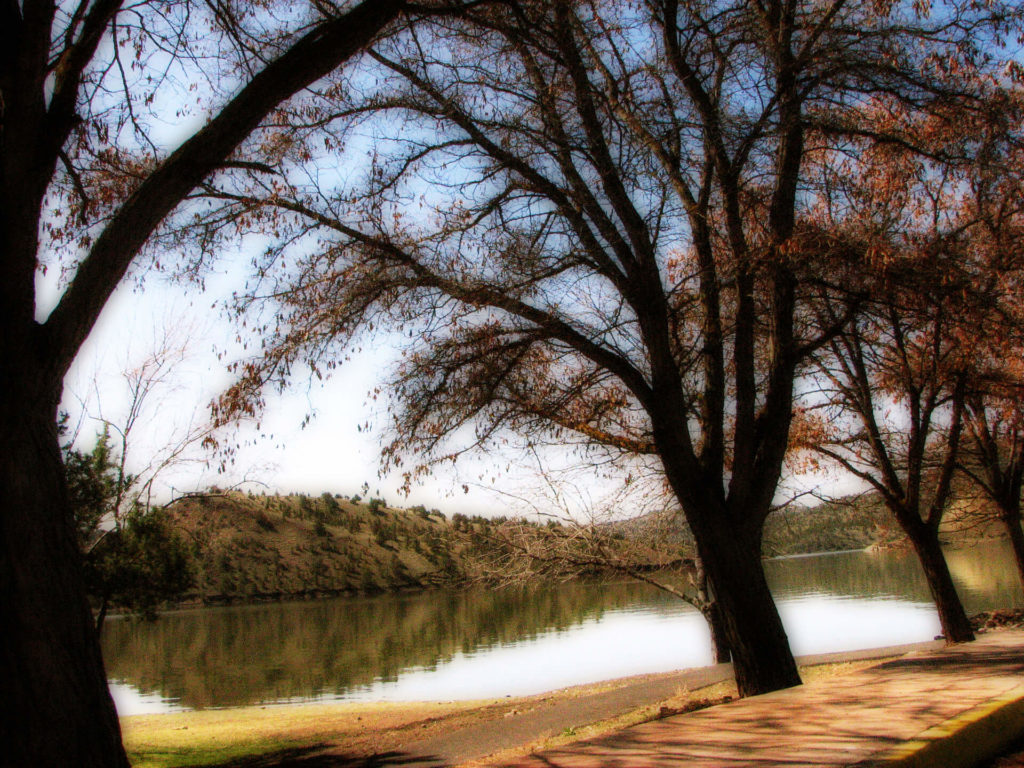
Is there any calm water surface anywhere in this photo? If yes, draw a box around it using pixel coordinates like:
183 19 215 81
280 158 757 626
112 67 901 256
103 540 1024 714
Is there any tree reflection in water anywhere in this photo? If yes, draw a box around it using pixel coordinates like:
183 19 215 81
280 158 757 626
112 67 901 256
102 541 1023 712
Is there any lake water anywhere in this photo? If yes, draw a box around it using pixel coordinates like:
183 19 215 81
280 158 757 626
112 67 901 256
102 540 1024 715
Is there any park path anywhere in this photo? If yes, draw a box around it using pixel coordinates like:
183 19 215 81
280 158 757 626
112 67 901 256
385 642 945 768
495 630 1024 768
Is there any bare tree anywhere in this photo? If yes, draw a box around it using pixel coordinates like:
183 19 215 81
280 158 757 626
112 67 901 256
79 326 244 511
201 0 1018 695
960 393 1024 586
0 1 435 764
478 458 732 662
954 155 1024 588
809 293 975 641
802 96 1024 642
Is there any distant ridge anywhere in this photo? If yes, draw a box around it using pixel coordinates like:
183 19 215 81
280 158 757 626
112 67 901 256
164 491 491 604
155 487 1008 609
607 490 1007 558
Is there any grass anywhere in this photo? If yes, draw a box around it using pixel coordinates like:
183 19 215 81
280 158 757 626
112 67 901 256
121 696 537 767
122 700 495 767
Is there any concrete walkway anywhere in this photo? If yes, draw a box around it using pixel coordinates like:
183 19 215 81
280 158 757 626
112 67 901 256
391 643 943 768
495 630 1024 768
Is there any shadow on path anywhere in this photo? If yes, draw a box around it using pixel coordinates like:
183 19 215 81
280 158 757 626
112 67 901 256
500 631 1024 767
872 647 1024 675
193 747 443 768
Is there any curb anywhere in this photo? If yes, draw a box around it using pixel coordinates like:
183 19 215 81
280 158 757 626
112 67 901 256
866 684 1024 768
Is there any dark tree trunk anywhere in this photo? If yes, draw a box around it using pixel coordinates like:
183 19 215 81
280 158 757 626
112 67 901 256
999 507 1024 593
0 378 129 768
96 596 111 636
656 427 798 695
704 600 732 664
693 557 731 663
694 518 801 696
907 530 974 644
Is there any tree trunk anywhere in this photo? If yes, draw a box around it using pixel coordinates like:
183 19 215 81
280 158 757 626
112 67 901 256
0 383 129 768
693 557 731 663
704 600 732 664
999 507 1024 594
907 530 974 644
694 519 801 697
96 596 111 636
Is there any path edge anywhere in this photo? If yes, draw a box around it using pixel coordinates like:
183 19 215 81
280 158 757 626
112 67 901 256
867 683 1024 768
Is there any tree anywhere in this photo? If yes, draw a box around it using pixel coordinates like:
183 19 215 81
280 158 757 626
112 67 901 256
64 422 122 550
68 326 228 506
66 428 194 633
203 0 1018 695
954 153 1024 589
800 90 1024 642
0 2 420 764
478 468 733 663
961 392 1024 587
808 287 976 641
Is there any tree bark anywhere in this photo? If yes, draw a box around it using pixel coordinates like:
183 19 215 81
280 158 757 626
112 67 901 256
999 507 1024 593
704 601 732 664
0 376 129 768
693 557 731 663
692 515 801 696
96 596 111 636
907 530 974 643
654 405 798 695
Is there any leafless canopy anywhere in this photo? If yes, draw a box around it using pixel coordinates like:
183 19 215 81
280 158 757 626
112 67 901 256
193 0 1022 695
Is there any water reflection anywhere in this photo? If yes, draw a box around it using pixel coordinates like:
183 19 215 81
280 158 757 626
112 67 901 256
103 540 1023 714
104 581 654 711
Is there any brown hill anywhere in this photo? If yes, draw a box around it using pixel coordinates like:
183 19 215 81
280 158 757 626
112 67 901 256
164 491 480 603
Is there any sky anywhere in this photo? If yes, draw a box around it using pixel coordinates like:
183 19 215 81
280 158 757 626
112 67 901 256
52 252 512 516
32 25 595 520
46 227 867 519
39 5 868 521
53 255 855 520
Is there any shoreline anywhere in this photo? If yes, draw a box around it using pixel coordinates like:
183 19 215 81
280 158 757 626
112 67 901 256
105 536 999 620
120 640 944 768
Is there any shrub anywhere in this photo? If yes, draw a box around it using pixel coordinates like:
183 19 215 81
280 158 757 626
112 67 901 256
254 510 277 532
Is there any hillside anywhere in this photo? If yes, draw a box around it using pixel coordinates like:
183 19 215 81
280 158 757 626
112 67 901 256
155 488 1013 608
762 496 895 556
164 491 514 604
609 491 1009 559
606 497 895 558
763 491 1006 556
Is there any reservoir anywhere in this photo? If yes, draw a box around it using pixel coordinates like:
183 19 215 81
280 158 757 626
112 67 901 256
102 540 1023 714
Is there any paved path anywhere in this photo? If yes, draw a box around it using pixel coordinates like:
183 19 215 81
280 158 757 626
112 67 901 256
495 630 1024 768
388 642 944 768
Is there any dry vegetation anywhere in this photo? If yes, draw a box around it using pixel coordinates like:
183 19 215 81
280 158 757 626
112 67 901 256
164 490 519 603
